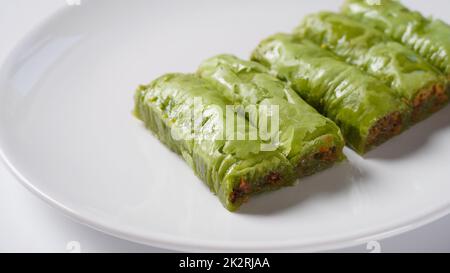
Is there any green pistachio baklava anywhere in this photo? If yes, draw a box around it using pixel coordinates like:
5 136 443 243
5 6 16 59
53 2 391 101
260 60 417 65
134 73 344 211
252 33 411 154
294 11 448 122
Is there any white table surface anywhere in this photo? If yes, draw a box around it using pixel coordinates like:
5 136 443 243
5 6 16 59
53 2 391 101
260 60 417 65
1 0 449 253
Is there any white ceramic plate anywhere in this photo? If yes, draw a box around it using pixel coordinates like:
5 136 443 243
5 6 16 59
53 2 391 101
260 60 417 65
1 0 450 252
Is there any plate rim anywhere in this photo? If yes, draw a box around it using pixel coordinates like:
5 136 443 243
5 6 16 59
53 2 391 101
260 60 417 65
1 2 450 252
2 148 450 252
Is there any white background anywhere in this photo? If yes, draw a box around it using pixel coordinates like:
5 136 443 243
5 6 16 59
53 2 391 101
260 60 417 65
0 0 450 252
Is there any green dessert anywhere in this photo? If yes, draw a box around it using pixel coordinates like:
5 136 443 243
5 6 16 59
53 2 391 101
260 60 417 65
342 0 450 78
294 12 448 122
134 73 344 211
252 33 411 154
197 54 345 177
